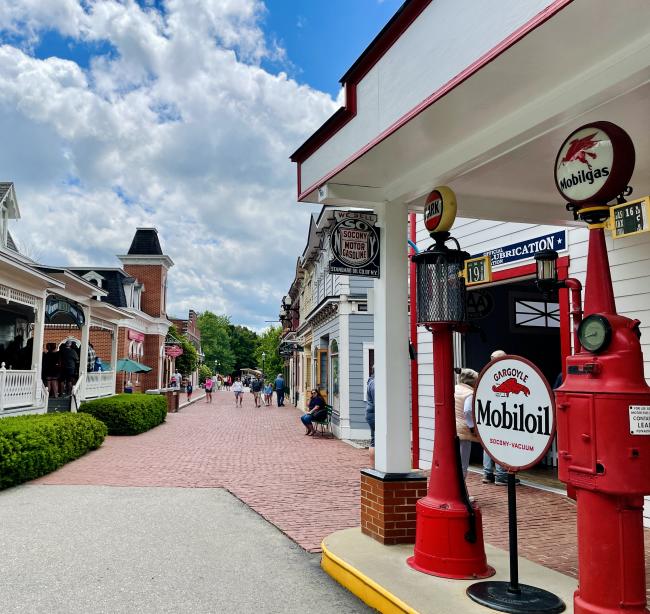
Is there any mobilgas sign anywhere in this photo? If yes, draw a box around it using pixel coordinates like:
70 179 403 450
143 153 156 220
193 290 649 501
329 211 380 278
554 121 635 205
473 355 556 471
473 231 566 268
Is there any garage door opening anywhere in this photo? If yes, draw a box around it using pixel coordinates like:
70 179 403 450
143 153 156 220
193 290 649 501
463 277 564 490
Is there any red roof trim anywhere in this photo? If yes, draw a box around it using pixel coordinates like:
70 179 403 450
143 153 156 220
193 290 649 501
294 0 574 202
290 0 431 165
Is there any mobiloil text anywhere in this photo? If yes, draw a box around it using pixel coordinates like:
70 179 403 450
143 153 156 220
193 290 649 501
476 400 551 436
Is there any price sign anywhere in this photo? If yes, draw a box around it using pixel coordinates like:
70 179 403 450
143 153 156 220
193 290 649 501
610 196 650 239
463 256 492 286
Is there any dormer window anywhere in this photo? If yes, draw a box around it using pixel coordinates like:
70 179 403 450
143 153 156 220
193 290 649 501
81 271 104 300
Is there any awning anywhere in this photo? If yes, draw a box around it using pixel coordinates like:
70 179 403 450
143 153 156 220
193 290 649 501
115 358 152 373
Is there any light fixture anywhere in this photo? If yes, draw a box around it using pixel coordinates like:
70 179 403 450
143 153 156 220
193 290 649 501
534 249 558 289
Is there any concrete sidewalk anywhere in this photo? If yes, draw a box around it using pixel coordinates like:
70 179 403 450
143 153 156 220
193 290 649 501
0 485 370 614
322 528 576 614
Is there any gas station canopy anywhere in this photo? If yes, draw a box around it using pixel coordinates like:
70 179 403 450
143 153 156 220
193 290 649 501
292 0 649 226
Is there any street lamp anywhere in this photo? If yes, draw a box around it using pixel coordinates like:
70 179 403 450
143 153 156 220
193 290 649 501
261 351 266 377
535 248 582 350
214 359 219 375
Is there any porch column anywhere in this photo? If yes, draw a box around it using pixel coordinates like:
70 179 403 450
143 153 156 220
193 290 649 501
374 200 411 473
78 306 90 400
31 297 47 405
31 296 46 371
111 323 119 394
338 295 351 438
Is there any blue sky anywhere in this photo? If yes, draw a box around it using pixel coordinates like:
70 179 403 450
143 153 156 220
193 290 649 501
262 0 404 96
0 0 404 329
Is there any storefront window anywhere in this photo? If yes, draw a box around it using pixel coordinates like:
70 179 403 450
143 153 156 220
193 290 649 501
330 340 339 396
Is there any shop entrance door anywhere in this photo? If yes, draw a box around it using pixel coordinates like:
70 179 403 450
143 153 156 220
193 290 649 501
464 277 563 487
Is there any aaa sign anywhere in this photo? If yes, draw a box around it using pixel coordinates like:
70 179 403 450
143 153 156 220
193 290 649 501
473 355 556 471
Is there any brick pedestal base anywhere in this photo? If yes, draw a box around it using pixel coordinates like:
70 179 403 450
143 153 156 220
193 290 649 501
360 468 428 545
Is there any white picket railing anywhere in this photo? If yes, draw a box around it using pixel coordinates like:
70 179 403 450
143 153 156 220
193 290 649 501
0 368 40 411
85 371 115 399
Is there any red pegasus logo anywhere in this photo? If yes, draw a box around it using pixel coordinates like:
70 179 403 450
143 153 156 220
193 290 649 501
560 133 600 170
492 378 530 397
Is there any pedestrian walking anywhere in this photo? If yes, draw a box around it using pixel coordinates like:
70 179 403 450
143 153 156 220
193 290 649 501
482 350 517 486
366 367 375 465
250 376 262 407
232 377 244 407
205 376 214 403
263 381 273 406
455 368 479 479
186 381 193 403
274 373 285 406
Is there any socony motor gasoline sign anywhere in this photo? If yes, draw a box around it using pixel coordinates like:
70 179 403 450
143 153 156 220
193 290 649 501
473 355 556 472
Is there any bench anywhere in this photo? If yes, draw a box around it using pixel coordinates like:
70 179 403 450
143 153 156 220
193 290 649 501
312 405 333 437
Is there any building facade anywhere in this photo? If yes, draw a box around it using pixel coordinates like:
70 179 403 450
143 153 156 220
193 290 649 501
290 0 650 523
283 209 374 440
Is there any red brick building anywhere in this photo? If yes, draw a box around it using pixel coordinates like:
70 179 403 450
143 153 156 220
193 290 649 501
69 228 175 393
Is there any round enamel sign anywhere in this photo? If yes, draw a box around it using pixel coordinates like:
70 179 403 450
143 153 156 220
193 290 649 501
473 355 556 472
554 121 635 205
423 186 457 234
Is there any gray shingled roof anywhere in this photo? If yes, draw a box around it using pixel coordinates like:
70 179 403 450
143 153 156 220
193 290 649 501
0 183 12 204
6 231 17 252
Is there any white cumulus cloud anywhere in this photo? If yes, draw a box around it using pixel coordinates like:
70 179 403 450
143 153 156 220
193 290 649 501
0 0 338 329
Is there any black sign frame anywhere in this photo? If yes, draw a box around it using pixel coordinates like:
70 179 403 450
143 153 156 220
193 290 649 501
328 212 380 278
611 196 649 239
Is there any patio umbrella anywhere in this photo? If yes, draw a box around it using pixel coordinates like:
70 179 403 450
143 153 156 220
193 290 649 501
115 358 152 373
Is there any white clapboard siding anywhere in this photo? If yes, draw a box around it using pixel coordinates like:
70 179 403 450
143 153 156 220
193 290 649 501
415 216 650 525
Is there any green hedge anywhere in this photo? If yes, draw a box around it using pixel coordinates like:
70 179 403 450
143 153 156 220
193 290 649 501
0 413 107 490
80 393 167 435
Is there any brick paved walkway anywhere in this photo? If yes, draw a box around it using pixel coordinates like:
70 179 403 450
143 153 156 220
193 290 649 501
36 391 650 591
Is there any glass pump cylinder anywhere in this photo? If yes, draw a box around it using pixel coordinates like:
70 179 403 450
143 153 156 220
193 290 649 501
412 237 469 325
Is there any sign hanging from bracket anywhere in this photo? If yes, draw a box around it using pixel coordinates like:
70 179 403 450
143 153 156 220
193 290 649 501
609 196 650 239
462 255 492 286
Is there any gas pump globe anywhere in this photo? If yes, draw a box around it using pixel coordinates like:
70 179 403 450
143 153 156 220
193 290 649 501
407 187 493 580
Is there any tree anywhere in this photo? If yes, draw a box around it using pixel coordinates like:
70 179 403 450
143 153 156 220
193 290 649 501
255 326 283 380
198 364 213 384
197 312 236 374
168 326 199 376
229 324 260 373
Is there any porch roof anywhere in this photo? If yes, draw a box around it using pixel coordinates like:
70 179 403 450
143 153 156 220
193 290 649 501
0 250 64 292
36 267 109 299
293 0 650 226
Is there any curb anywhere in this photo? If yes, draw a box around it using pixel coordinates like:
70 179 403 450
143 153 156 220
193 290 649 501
320 540 419 614
178 392 206 410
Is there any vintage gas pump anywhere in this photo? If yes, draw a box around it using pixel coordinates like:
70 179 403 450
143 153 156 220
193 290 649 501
552 122 650 614
407 187 493 579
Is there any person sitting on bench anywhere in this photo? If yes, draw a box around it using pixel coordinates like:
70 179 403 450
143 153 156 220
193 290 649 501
301 389 327 436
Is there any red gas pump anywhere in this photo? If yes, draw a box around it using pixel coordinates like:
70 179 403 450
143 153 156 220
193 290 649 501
552 122 650 614
407 188 493 579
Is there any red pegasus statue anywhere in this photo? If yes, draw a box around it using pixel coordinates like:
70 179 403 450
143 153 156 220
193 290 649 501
492 378 530 397
560 132 600 170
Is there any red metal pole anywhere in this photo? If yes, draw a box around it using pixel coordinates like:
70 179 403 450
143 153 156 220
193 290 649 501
575 491 648 613
409 212 420 469
407 323 492 579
